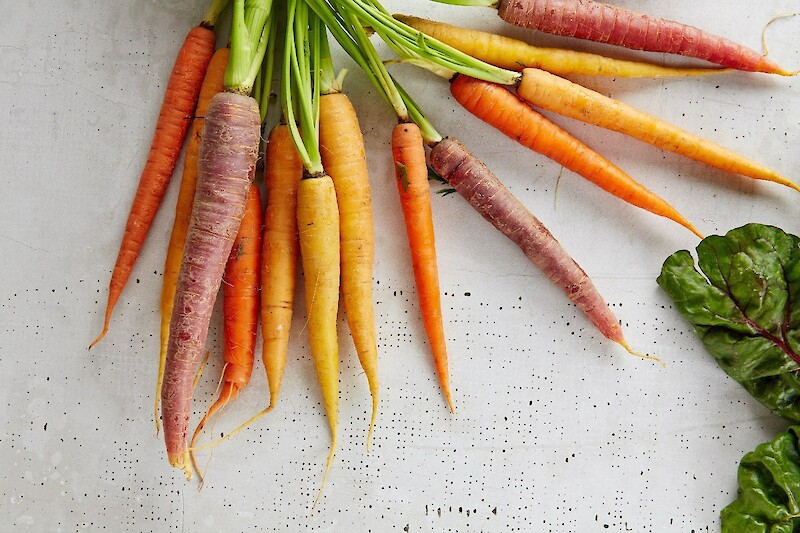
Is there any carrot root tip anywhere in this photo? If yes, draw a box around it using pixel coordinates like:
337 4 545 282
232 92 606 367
618 340 665 367
168 451 193 481
88 327 108 350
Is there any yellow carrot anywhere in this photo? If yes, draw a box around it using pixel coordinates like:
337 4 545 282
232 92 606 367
297 174 340 503
516 68 800 192
396 14 727 78
319 92 380 448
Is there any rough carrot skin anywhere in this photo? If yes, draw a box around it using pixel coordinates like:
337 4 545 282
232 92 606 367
297 174 340 494
161 92 261 478
516 68 800 193
188 182 262 477
90 25 217 349
319 93 379 446
496 0 790 74
392 123 454 412
188 183 261 458
429 137 626 345
155 47 230 433
450 75 702 237
261 125 304 407
397 14 726 78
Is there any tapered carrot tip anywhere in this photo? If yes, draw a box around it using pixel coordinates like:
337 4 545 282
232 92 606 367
168 451 193 481
366 396 378 453
87 323 108 350
311 441 337 513
618 339 665 367
441 383 455 414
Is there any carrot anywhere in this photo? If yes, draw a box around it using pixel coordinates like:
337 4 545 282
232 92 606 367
515 68 800 193
161 0 270 478
153 47 230 434
161 91 261 478
261 124 304 407
392 123 455 412
297 173 341 504
280 0 342 504
429 137 657 362
319 92 380 447
449 74 703 237
188 183 262 480
489 0 793 75
89 21 217 349
396 14 727 78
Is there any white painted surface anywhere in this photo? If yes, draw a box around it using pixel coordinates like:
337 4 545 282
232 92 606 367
1 1 799 531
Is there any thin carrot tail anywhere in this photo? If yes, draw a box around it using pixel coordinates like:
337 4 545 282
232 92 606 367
366 392 378 452
311 435 337 512
439 371 455 414
618 338 665 367
88 311 111 349
761 13 798 76
188 404 275 454
189 382 240 483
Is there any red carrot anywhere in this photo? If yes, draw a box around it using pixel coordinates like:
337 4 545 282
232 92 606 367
429 137 657 361
494 0 792 74
90 22 217 349
161 92 261 478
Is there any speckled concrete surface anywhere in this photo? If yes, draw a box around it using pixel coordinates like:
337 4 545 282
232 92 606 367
1 1 799 531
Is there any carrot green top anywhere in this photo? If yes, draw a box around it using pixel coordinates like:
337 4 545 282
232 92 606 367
305 0 443 144
225 0 274 95
334 0 521 86
282 0 325 175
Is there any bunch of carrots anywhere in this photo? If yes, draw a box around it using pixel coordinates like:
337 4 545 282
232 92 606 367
89 0 797 503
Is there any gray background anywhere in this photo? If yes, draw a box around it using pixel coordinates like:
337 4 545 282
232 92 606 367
2 0 799 531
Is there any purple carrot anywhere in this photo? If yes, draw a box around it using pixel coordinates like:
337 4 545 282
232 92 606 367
429 137 655 360
161 92 261 479
496 0 791 74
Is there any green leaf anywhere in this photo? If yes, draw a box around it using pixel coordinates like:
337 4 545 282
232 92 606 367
657 223 800 421
427 165 445 183
721 426 800 532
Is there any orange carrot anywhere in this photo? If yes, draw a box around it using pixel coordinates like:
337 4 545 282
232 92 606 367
319 92 380 447
515 68 800 192
90 23 217 349
189 183 262 480
392 123 455 412
261 124 304 407
450 74 703 237
153 47 230 433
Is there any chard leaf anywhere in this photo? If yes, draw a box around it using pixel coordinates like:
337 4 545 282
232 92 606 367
658 223 800 421
721 426 800 532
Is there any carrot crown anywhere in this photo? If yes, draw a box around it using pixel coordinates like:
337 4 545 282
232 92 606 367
281 0 324 174
225 0 273 95
307 0 443 144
